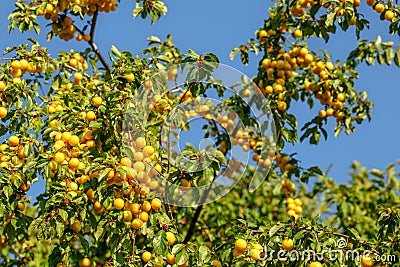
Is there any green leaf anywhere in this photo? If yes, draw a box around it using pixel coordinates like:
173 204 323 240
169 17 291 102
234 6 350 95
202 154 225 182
310 131 320 145
59 209 68 222
229 48 240 60
0 125 7 137
308 166 324 175
385 48 394 65
293 230 305 241
172 244 185 255
51 77 60 90
153 230 168 255
282 128 293 143
154 1 168 15
132 3 143 18
33 23 40 34
0 203 5 217
198 245 211 263
111 45 121 57
89 120 103 128
115 253 125 264
199 167 214 186
176 248 189 265
28 218 40 236
98 168 111 181
377 52 385 64
215 150 226 166
366 55 374 65
269 223 285 237
370 168 384 178
394 48 400 67
273 183 282 196
95 220 106 240
325 12 336 27
188 49 199 59
116 166 127 177
375 35 382 45
55 220 64 237
79 234 90 252
156 62 167 70
348 228 360 239
147 35 161 43
240 50 249 65
3 186 12 199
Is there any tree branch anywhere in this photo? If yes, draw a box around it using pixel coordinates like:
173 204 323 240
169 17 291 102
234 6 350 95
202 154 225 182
87 9 110 71
183 170 216 243
183 203 204 244
90 9 98 41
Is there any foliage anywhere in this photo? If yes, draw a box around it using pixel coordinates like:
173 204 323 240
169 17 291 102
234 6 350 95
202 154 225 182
0 0 399 266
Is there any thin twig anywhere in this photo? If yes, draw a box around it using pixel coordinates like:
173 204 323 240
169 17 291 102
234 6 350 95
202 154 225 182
87 9 110 70
10 246 23 260
183 169 216 243
163 122 177 231
89 40 110 70
385 172 392 191
164 121 178 231
215 241 230 252
314 232 320 248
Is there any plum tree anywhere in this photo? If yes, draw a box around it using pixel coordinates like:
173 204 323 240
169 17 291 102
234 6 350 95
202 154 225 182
0 0 399 266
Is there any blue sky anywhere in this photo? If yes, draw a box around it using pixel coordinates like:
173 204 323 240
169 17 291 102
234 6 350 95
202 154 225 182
0 0 399 198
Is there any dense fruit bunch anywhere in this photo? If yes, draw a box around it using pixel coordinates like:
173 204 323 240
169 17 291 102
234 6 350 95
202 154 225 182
367 0 397 21
38 0 117 17
257 44 350 122
233 238 265 261
37 0 117 41
5 58 53 85
286 197 303 219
